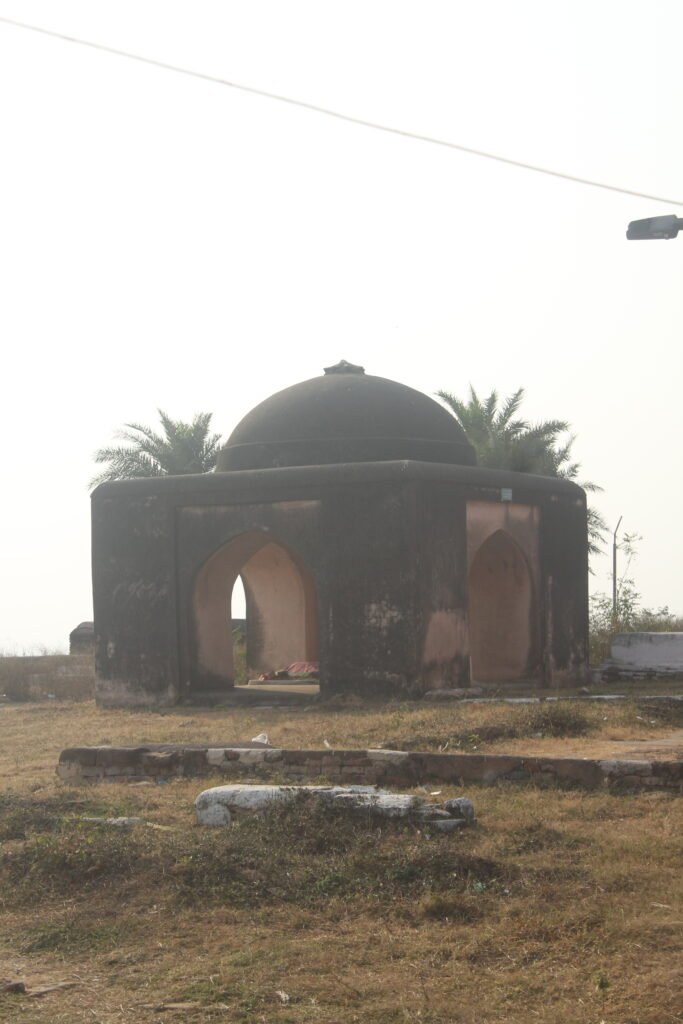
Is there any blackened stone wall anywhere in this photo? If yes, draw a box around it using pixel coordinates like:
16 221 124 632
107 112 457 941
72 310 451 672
92 461 588 706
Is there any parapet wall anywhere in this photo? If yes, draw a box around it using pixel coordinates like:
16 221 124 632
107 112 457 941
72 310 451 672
57 744 683 794
1 655 94 702
603 632 683 678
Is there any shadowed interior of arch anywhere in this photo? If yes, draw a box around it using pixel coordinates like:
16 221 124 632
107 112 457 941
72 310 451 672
191 532 319 692
469 529 535 683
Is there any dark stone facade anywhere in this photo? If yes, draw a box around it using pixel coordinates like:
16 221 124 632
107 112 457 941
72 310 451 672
91 365 588 706
69 621 95 656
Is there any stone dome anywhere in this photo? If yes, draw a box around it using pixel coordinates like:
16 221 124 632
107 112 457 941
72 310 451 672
217 361 476 471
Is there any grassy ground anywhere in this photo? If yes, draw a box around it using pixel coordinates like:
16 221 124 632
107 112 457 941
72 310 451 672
3 694 682 765
1 699 682 1023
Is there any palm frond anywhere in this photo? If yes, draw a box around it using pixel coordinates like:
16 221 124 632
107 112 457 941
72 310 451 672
437 382 604 564
497 388 525 428
483 389 499 422
90 410 223 489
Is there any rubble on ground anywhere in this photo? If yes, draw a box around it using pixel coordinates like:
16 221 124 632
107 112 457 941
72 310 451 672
194 783 476 828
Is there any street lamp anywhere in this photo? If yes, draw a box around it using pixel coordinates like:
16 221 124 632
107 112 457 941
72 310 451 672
626 215 683 240
612 516 623 619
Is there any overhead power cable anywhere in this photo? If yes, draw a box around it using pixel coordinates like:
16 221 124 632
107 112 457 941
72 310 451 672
2 13 682 208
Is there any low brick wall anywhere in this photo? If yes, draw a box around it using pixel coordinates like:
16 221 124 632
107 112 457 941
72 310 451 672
0 655 94 702
56 744 683 793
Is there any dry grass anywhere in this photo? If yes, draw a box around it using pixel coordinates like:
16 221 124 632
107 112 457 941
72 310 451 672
0 700 682 1023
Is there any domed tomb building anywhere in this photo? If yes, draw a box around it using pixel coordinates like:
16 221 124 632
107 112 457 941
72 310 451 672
91 362 588 706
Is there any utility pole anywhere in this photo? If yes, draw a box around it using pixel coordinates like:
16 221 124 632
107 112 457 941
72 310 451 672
612 516 623 619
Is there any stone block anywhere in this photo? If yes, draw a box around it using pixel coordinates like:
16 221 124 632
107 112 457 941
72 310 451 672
60 747 99 767
442 797 476 822
141 752 177 775
367 749 410 763
207 748 227 766
541 758 603 788
321 755 345 767
56 761 85 781
235 749 269 764
652 762 683 785
97 747 146 768
600 759 652 778
282 750 325 764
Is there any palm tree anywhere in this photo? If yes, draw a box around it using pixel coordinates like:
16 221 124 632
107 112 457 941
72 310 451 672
437 386 607 556
91 410 222 488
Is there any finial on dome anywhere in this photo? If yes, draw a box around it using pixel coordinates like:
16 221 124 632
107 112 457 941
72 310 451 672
324 359 365 375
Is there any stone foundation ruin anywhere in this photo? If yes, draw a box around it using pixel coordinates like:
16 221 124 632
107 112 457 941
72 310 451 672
57 743 683 793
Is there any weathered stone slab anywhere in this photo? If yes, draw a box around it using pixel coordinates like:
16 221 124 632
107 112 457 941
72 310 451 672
194 784 474 828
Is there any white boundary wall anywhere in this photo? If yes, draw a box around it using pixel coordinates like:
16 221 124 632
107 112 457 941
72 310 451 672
609 633 683 674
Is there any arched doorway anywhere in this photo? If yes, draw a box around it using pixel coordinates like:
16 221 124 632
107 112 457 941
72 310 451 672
468 530 535 683
190 531 319 695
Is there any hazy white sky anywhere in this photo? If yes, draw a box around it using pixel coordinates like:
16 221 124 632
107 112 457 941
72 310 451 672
1 0 682 651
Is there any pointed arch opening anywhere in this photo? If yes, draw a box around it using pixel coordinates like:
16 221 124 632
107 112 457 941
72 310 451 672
190 531 319 696
469 529 536 683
